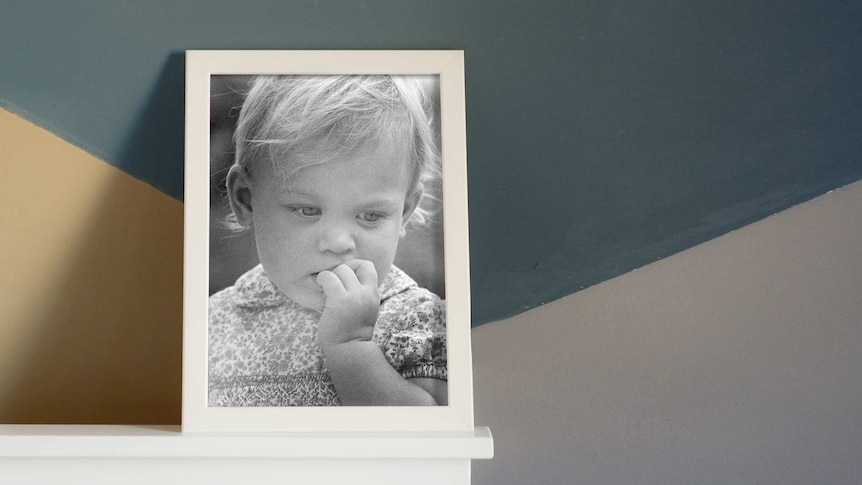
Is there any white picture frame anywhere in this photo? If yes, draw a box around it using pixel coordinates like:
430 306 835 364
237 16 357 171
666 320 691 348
183 50 473 432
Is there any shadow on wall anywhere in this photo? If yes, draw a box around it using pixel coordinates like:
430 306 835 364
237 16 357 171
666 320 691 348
0 172 184 424
0 55 185 425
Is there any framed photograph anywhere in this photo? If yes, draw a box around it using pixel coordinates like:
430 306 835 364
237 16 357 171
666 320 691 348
183 50 473 432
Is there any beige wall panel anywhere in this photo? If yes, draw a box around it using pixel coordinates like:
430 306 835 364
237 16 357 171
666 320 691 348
473 181 862 484
0 109 182 424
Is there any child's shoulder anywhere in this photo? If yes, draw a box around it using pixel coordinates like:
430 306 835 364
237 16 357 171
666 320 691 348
378 266 445 324
208 277 244 335
381 266 441 302
210 264 286 309
374 266 447 378
209 264 289 331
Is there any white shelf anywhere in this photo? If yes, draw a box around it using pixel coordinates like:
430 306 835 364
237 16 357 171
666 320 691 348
0 425 492 484
0 424 493 459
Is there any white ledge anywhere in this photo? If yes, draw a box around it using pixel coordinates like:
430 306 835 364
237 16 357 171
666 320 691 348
0 425 493 460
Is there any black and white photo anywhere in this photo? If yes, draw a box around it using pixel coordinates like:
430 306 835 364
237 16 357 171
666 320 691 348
183 51 473 432
208 74 447 407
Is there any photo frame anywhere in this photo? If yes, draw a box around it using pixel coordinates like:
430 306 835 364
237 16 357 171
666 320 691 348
183 50 473 432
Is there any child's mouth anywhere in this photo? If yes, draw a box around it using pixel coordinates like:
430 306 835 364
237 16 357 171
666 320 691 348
309 269 328 280
311 264 343 278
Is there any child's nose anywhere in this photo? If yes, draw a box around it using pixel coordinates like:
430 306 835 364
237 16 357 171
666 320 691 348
317 222 357 254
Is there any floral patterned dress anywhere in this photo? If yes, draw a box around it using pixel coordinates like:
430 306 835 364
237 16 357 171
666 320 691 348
208 264 446 406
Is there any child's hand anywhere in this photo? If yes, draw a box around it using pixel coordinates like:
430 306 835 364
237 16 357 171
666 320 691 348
316 259 380 347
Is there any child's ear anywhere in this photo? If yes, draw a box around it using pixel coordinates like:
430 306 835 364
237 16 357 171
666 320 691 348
226 164 255 228
400 185 424 234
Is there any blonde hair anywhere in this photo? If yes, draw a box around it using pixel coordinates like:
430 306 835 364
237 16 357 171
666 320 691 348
228 75 441 231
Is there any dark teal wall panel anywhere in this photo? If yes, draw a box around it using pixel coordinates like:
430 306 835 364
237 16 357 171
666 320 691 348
2 1 860 325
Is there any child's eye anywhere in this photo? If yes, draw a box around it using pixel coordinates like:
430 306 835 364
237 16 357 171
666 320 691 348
288 206 321 217
360 212 384 224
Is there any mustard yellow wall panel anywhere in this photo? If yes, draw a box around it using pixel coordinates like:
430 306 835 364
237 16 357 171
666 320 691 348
0 108 182 424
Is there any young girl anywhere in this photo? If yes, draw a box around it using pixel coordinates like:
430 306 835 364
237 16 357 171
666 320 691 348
208 75 447 407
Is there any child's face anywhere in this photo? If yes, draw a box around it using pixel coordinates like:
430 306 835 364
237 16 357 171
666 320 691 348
236 137 419 312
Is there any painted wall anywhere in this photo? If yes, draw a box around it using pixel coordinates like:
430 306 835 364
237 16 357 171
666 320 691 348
473 180 862 484
2 109 860 482
2 2 860 324
1 2 861 482
0 110 182 423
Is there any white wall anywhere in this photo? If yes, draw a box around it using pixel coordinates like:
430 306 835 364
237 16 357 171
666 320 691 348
473 180 862 484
